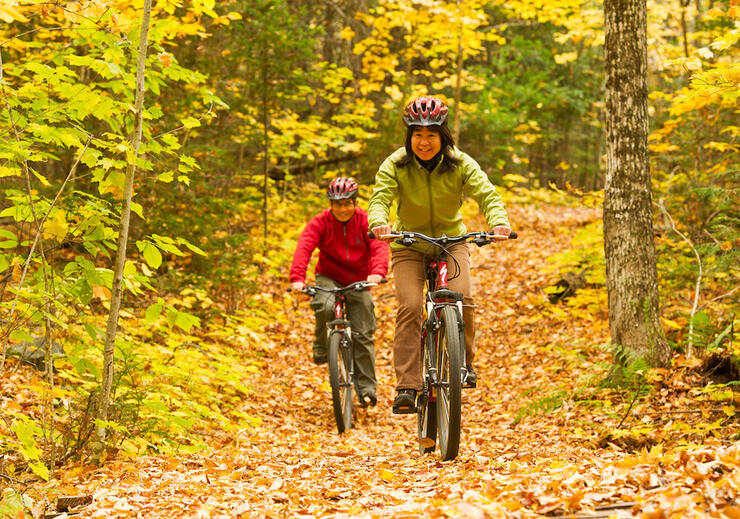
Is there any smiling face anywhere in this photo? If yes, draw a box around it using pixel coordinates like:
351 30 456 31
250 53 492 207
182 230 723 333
330 198 357 223
410 126 442 161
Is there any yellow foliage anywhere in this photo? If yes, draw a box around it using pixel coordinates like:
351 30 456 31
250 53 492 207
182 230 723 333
0 0 28 22
704 7 726 18
554 52 578 65
42 209 69 241
339 26 355 40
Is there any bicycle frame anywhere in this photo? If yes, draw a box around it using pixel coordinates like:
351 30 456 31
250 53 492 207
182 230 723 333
327 294 354 390
293 280 379 433
373 229 517 459
421 255 466 401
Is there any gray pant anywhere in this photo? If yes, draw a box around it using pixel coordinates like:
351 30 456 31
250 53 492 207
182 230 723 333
310 274 378 395
390 244 474 391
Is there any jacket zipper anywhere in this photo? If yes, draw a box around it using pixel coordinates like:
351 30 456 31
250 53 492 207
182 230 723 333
343 224 350 262
426 170 435 237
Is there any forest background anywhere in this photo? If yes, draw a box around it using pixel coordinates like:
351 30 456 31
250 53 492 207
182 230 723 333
0 0 738 514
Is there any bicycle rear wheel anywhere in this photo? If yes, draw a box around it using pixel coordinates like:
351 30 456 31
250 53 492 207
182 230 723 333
328 331 353 434
417 386 437 454
435 305 462 460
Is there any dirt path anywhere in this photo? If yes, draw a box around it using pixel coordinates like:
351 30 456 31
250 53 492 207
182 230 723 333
47 203 739 518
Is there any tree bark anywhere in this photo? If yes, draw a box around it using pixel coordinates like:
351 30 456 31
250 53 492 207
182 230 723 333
453 0 463 144
603 0 671 369
93 0 154 459
262 43 270 248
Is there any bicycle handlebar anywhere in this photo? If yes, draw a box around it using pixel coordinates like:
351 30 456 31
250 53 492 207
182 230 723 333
367 230 518 245
288 279 386 295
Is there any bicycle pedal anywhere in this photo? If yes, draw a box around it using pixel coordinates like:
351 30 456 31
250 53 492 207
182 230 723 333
462 381 477 389
392 404 417 414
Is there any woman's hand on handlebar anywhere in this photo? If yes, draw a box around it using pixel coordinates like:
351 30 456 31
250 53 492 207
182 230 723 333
291 281 306 292
492 225 512 240
370 224 393 242
367 274 383 284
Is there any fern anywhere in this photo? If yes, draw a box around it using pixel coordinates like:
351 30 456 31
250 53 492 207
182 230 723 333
513 389 568 425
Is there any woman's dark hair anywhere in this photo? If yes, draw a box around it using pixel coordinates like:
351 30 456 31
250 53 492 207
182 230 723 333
395 123 461 172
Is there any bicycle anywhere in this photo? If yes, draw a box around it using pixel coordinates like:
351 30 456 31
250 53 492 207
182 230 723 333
295 280 379 434
374 230 517 460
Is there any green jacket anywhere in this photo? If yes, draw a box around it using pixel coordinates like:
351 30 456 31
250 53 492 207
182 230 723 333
368 147 510 254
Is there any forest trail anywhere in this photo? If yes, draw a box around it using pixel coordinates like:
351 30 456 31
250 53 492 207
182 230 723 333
46 202 739 518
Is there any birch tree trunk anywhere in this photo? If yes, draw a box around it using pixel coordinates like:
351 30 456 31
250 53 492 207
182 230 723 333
262 44 270 247
603 0 672 370
93 0 154 459
452 0 463 144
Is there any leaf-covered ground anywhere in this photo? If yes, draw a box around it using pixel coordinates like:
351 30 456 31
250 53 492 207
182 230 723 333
27 202 740 517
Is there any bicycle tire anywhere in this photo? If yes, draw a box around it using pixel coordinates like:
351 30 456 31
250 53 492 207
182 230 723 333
435 305 462 460
328 331 353 434
417 330 437 454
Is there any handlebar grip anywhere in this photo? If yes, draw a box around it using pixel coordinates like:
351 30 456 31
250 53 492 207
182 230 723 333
509 231 518 239
368 231 375 239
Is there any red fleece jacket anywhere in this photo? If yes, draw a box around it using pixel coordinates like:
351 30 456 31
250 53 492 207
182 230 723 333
290 208 389 286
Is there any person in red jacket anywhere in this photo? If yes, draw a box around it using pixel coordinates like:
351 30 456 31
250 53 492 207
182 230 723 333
290 177 389 406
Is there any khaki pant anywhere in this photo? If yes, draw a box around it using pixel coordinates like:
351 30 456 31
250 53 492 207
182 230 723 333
310 274 377 395
391 244 475 391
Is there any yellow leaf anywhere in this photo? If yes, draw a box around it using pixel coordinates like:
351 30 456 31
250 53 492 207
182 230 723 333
722 405 736 417
504 500 524 511
0 2 29 23
661 316 684 329
685 57 702 71
554 51 577 64
380 468 395 482
339 141 363 153
93 285 111 300
42 210 68 241
339 26 355 40
0 165 20 178
705 7 726 18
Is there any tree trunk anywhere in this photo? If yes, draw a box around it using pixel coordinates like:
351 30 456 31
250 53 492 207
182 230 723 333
93 0 154 459
453 0 463 144
603 0 671 370
262 44 270 248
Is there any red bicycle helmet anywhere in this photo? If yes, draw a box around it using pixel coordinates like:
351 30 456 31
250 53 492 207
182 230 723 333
402 96 449 126
326 177 359 200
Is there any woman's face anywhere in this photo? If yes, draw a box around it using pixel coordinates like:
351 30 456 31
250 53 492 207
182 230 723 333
330 198 357 223
411 126 442 161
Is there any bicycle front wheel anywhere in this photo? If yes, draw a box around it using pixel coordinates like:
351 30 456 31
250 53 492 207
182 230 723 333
328 331 353 434
435 305 462 460
417 330 437 454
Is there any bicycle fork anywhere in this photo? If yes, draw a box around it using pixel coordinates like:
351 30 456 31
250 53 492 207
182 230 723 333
435 258 468 384
328 297 354 390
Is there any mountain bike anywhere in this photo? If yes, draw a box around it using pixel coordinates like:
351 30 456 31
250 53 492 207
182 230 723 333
298 281 379 434
376 230 517 460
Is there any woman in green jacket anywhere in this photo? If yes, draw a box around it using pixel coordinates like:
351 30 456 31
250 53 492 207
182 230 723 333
368 95 511 414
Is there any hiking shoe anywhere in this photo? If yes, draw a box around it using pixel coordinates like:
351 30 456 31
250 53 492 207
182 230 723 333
359 391 377 407
312 350 327 365
392 389 417 414
463 364 477 388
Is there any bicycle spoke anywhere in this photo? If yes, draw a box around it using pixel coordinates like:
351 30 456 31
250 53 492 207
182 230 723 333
329 333 352 434
440 391 449 424
435 306 461 460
